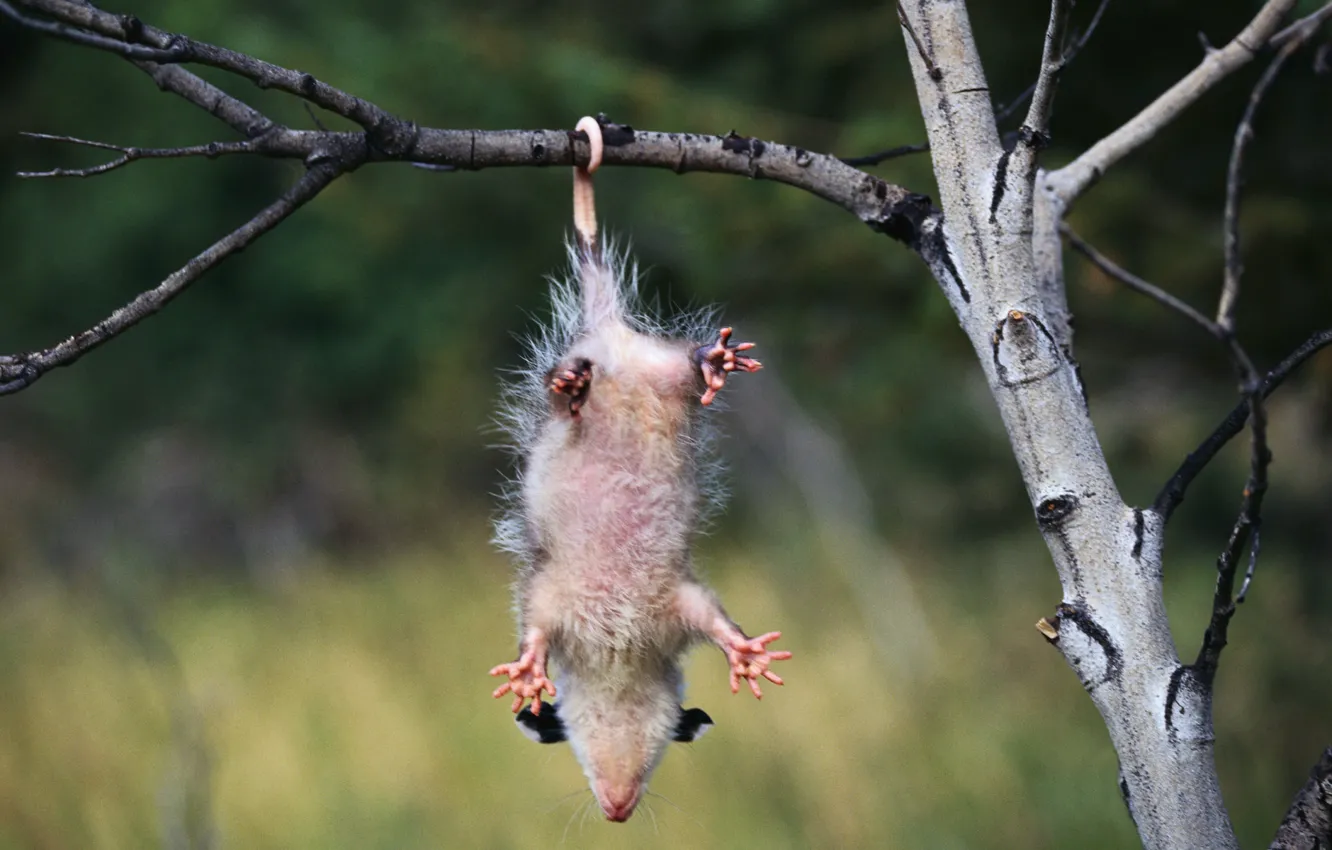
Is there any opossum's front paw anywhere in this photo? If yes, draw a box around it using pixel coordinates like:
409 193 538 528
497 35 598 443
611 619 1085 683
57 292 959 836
549 357 593 418
489 648 557 715
723 631 791 699
696 327 761 406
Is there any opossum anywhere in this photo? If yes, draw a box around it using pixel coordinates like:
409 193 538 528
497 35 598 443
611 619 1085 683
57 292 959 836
489 116 790 823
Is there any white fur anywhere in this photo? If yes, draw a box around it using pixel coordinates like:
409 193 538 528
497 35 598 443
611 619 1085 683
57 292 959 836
490 237 733 818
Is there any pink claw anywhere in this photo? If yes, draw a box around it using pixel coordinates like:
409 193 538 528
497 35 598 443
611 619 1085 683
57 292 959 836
696 327 762 406
548 359 592 418
489 646 556 715
723 630 790 699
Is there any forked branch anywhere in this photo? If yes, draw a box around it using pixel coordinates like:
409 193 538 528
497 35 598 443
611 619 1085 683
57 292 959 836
1046 0 1297 206
1154 328 1332 520
0 164 342 395
3 0 931 397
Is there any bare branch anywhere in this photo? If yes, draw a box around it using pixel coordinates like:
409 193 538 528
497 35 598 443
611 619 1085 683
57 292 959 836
1061 223 1221 338
0 0 181 60
994 0 1112 125
1270 747 1332 850
14 0 410 144
897 2 941 81
1219 36 1304 331
840 142 930 167
17 132 262 178
1154 327 1332 519
1191 17 1326 683
1193 391 1268 684
15 123 930 243
854 0 1108 171
0 164 342 395
132 61 274 138
1047 0 1297 207
1020 0 1072 141
1270 1 1332 48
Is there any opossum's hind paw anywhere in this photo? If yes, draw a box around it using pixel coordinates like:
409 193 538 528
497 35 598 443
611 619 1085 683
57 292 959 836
696 327 761 406
549 357 593 418
723 631 791 699
489 651 557 715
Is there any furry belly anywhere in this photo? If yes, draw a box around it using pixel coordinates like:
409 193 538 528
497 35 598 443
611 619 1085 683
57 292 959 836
543 459 695 566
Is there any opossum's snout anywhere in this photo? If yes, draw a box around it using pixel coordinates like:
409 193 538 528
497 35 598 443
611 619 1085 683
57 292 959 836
594 707 712 822
596 778 642 822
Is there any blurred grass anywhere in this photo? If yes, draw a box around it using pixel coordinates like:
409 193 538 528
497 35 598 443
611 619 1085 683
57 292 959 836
1 527 1324 849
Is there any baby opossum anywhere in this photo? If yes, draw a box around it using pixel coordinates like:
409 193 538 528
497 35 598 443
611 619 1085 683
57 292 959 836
489 116 790 823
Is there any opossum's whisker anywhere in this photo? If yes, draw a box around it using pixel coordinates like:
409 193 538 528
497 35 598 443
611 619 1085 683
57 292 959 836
542 786 590 815
561 793 595 845
645 788 705 830
643 797 660 836
580 793 598 832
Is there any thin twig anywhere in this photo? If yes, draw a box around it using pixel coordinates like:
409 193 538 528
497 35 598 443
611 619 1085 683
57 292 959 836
1218 38 1303 331
1154 328 1332 519
1061 223 1221 337
133 61 275 139
840 142 930 167
18 132 261 178
995 0 1112 124
812 0 1112 170
1193 384 1268 684
897 2 941 81
1021 0 1073 140
0 0 182 60
1236 525 1260 604
1270 0 1332 48
0 164 343 395
17 125 925 239
13 0 408 141
1193 9 1322 686
1047 0 1297 206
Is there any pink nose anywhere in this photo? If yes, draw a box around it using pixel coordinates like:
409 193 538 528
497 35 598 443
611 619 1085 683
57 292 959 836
598 783 640 822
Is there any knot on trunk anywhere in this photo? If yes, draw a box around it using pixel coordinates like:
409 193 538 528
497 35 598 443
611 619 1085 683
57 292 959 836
991 308 1063 387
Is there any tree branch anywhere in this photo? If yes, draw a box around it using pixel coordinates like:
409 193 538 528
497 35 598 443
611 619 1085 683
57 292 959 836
1219 36 1304 332
6 0 938 400
851 0 1109 174
17 132 266 177
1019 0 1072 143
1153 327 1332 519
13 0 412 146
0 163 343 395
840 142 930 167
1270 0 1332 48
1270 747 1332 850
131 61 275 138
1192 19 1320 685
994 0 1113 125
1061 223 1221 338
0 0 181 59
1046 0 1297 207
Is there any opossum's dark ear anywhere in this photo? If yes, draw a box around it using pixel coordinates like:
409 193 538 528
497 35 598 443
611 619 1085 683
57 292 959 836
516 705 566 744
673 707 714 743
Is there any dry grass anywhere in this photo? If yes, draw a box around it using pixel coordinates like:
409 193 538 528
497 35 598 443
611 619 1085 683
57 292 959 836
0 530 1323 849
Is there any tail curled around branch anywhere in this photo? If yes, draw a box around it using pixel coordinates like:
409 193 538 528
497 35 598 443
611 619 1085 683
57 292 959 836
572 116 620 329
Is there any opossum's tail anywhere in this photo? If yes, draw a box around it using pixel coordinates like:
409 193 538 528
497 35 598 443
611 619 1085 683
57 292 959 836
571 116 622 328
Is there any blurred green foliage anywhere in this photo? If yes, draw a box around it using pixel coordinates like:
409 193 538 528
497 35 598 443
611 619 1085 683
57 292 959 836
0 0 1330 847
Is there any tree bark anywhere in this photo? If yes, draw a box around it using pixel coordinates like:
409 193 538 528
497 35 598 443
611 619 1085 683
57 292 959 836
894 1 1282 847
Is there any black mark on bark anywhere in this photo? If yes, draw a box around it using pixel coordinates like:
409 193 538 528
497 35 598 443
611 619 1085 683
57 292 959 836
1132 509 1145 560
1164 665 1189 734
1036 495 1078 528
989 149 1012 223
1057 602 1123 684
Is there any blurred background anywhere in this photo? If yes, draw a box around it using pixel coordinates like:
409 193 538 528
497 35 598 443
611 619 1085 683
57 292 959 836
0 0 1329 847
